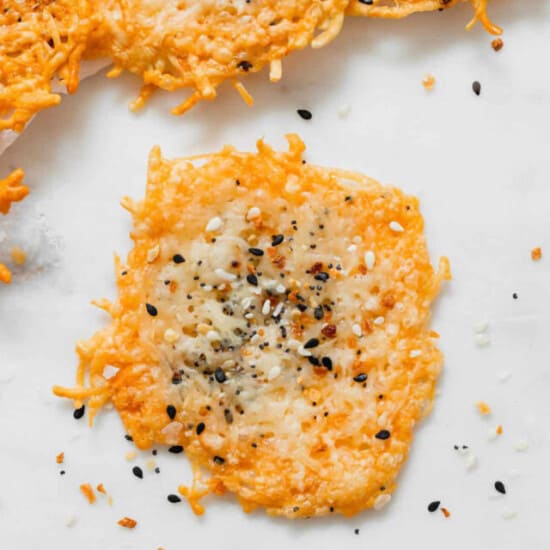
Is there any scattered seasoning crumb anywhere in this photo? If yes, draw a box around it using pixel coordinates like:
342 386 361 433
422 74 436 90
132 466 144 479
491 38 504 52
10 246 26 265
494 481 506 494
496 425 503 435
56 452 65 464
297 109 312 120
118 517 137 529
73 405 85 420
476 401 491 416
80 483 96 504
126 451 137 461
472 81 481 96
96 483 107 494
531 247 542 261
167 494 182 503
146 459 157 471
428 501 440 512
513 439 529 452
441 507 451 518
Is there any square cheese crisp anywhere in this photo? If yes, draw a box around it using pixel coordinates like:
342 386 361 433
55 135 450 518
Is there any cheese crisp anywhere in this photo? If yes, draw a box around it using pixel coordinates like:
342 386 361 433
87 0 349 114
347 0 501 35
0 0 95 134
54 135 450 517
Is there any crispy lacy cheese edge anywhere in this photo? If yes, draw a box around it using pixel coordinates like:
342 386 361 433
54 135 450 518
347 0 502 35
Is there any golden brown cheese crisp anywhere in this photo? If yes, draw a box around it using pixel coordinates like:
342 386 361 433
0 0 95 134
86 0 349 114
347 0 501 35
54 135 450 518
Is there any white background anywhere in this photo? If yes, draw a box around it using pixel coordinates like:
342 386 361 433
1 1 549 548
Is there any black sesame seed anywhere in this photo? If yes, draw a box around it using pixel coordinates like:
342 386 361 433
428 501 440 512
353 373 368 383
155 467 160 474
172 254 185 264
354 529 360 535
512 293 518 300
167 494 181 503
196 422 205 435
375 429 391 440
321 357 333 370
168 445 184 454
246 274 258 286
314 272 329 282
237 60 253 71
494 481 506 494
132 466 143 479
297 303 307 312
271 234 284 246
248 247 264 257
60 470 66 475
215 367 227 383
472 81 481 96
297 109 312 120
307 356 320 366
293 506 300 512
224 408 234 424
213 455 225 465
314 306 324 320
166 405 177 420
304 338 320 349
145 303 158 316
73 405 85 420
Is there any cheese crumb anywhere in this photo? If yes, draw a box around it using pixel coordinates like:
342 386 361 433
476 401 491 416
531 247 542 261
11 246 26 265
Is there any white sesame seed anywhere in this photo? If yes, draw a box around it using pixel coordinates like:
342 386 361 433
203 284 213 291
246 207 261 220
241 297 253 309
163 328 179 343
487 427 499 441
206 330 221 342
298 345 312 357
409 350 422 358
389 221 404 233
364 251 375 270
267 366 281 381
352 323 362 337
474 320 489 333
244 313 254 319
214 268 236 281
206 216 223 232
464 452 478 470
501 509 518 520
262 300 271 316
275 284 286 294
147 244 160 263
513 439 529 452
475 333 491 347
347 244 357 253
273 303 284 317
373 494 391 511
497 371 512 382
65 514 77 527
373 316 385 326
102 365 119 379
337 104 351 118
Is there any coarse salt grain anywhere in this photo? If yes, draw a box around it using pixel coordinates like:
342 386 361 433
513 439 529 452
475 333 491 347
474 320 489 333
389 221 404 233
272 303 284 317
464 452 478 470
337 104 351 118
246 207 261 220
501 509 517 520
364 251 375 270
65 514 77 527
214 268 236 281
352 323 362 337
347 244 357 253
206 216 223 232
497 371 512 383
262 300 271 315
267 366 281 381
373 316 385 326
409 350 422 358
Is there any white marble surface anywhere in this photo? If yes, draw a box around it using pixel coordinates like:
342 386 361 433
1 1 549 548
